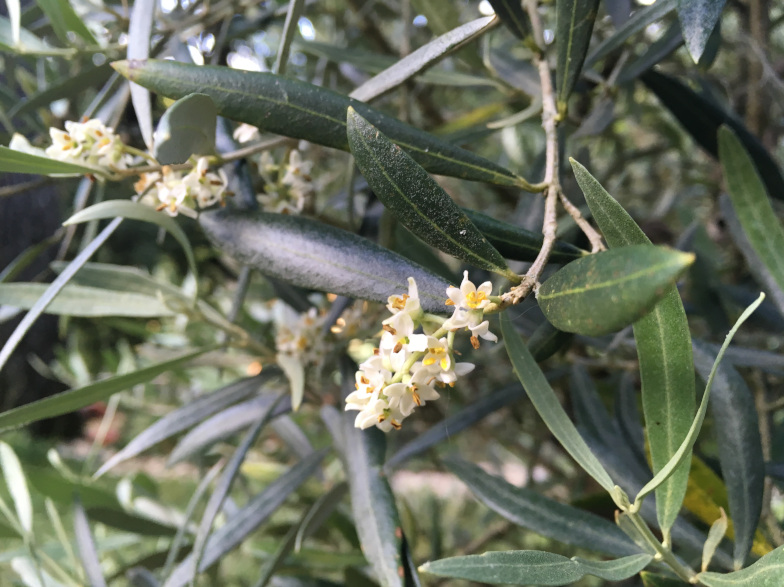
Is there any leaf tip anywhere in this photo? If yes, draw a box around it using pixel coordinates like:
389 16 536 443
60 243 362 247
111 59 143 79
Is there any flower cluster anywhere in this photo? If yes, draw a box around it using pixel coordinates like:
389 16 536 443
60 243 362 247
45 118 131 171
257 150 314 215
137 157 228 218
345 272 496 432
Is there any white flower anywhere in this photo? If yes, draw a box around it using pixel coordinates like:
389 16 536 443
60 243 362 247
443 271 497 344
384 277 422 323
45 119 131 171
46 128 82 160
233 123 260 143
419 336 475 384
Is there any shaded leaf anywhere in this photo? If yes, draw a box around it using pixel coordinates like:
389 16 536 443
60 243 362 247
677 0 726 63
488 0 529 40
571 157 695 538
153 93 217 165
199 209 450 314
420 551 652 585
0 145 99 176
36 0 97 45
641 70 784 201
0 283 176 317
698 545 784 586
9 64 113 118
537 245 694 336
347 108 512 278
0 346 215 431
693 341 764 569
86 508 177 536
444 458 641 557
556 0 600 110
73 500 108 587
500 313 616 493
111 59 527 188
615 22 683 85
641 571 690 586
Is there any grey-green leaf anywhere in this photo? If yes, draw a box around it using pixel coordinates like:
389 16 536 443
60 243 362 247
347 108 512 278
488 0 530 40
111 59 528 188
571 157 695 537
500 312 616 494
0 283 176 317
718 126 784 315
444 458 641 557
537 244 694 336
198 209 450 313
420 551 652 585
153 93 217 165
697 545 784 587
556 0 600 111
677 0 726 63
0 145 99 176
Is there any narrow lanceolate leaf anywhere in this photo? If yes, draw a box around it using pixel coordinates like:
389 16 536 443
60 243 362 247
693 341 764 569
153 93 217 165
127 0 155 150
0 346 215 431
0 145 100 176
571 158 695 538
350 16 497 102
420 551 652 585
500 313 616 494
347 108 512 278
537 245 694 336
444 458 641 557
73 500 107 587
0 283 176 317
36 0 97 46
64 200 198 289
719 126 784 316
677 0 726 63
556 0 600 111
641 70 784 201
0 443 32 534
111 59 529 188
462 209 586 263
698 545 784 587
199 209 450 314
487 0 530 39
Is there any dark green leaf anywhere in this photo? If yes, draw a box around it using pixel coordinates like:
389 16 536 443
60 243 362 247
556 0 600 110
164 450 327 587
0 346 215 431
0 282 176 317
693 341 764 569
615 22 683 85
199 209 450 314
444 458 641 557
74 500 107 587
698 545 784 586
347 108 512 278
9 64 113 118
153 93 217 164
677 0 726 63
538 244 694 336
36 0 97 45
463 208 586 263
0 145 98 175
111 59 528 188
641 571 690 586
500 313 616 493
641 70 784 201
488 0 529 40
571 158 695 538
86 508 178 536
420 551 652 585
719 126 784 314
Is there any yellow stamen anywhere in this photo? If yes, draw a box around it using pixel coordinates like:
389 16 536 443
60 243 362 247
412 390 422 406
390 294 409 310
423 357 436 367
445 299 455 306
470 336 480 350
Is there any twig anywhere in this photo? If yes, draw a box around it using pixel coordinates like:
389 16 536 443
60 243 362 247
558 191 605 252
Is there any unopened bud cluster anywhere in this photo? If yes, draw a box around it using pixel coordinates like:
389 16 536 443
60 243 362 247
136 157 228 218
257 150 314 215
345 272 496 432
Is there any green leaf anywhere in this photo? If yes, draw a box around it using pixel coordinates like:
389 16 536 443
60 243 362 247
73 500 107 587
0 346 215 431
537 244 694 336
641 571 690 586
698 545 784 586
199 209 450 314
0 283 176 317
719 126 784 312
641 70 784 201
444 458 641 557
462 208 586 264
0 15 73 56
677 0 726 63
615 21 684 85
693 341 764 569
111 59 528 188
0 443 32 534
420 551 652 585
350 16 497 102
0 145 99 176
64 200 198 291
36 0 97 46
571 157 695 539
153 93 217 165
347 108 512 278
500 312 616 494
487 0 529 40
556 0 600 111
